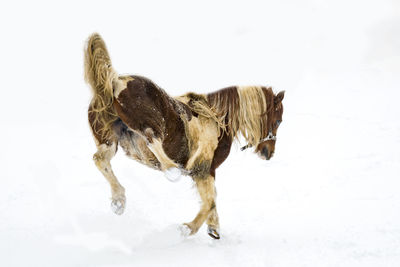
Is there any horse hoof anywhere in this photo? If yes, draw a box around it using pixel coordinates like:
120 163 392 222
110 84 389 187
179 224 192 237
207 226 220 239
111 196 125 215
164 167 182 182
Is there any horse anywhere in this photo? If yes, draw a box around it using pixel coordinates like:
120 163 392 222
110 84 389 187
84 33 285 239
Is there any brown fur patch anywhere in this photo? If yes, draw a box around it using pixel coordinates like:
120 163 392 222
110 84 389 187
113 76 191 167
261 87 276 137
209 131 232 177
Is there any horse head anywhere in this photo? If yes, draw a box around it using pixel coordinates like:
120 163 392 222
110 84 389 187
255 91 285 160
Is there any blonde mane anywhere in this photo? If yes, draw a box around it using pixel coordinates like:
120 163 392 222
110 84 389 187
207 86 273 146
175 93 226 136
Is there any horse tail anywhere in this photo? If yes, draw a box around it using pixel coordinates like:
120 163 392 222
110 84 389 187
84 33 119 143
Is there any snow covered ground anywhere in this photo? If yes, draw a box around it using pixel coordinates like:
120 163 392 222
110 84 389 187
1 0 399 266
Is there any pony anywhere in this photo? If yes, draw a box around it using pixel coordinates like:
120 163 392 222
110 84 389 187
84 33 285 239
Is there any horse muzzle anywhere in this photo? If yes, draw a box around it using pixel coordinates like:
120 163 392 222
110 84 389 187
260 146 274 160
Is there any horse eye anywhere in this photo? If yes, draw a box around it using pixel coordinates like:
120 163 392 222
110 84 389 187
276 120 281 126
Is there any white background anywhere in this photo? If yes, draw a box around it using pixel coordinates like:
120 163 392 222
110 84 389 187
1 0 399 266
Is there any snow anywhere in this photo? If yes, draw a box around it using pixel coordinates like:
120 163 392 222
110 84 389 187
164 168 183 183
1 0 400 266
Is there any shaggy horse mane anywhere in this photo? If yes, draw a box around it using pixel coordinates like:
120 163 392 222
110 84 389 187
206 86 274 146
176 92 226 135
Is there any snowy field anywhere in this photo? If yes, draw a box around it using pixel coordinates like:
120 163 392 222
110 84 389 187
1 0 399 266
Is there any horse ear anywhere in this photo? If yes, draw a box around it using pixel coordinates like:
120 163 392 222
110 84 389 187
274 91 285 105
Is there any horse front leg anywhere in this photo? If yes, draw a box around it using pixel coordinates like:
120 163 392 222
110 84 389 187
183 174 219 238
143 128 183 182
93 142 126 215
206 204 220 239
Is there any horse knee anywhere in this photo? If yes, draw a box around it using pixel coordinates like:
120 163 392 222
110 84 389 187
93 151 108 169
93 151 102 163
203 200 216 212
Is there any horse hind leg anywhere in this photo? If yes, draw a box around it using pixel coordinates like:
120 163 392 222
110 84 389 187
93 142 126 215
183 174 219 238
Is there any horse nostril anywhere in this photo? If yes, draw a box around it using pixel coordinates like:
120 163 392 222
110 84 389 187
262 147 269 159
